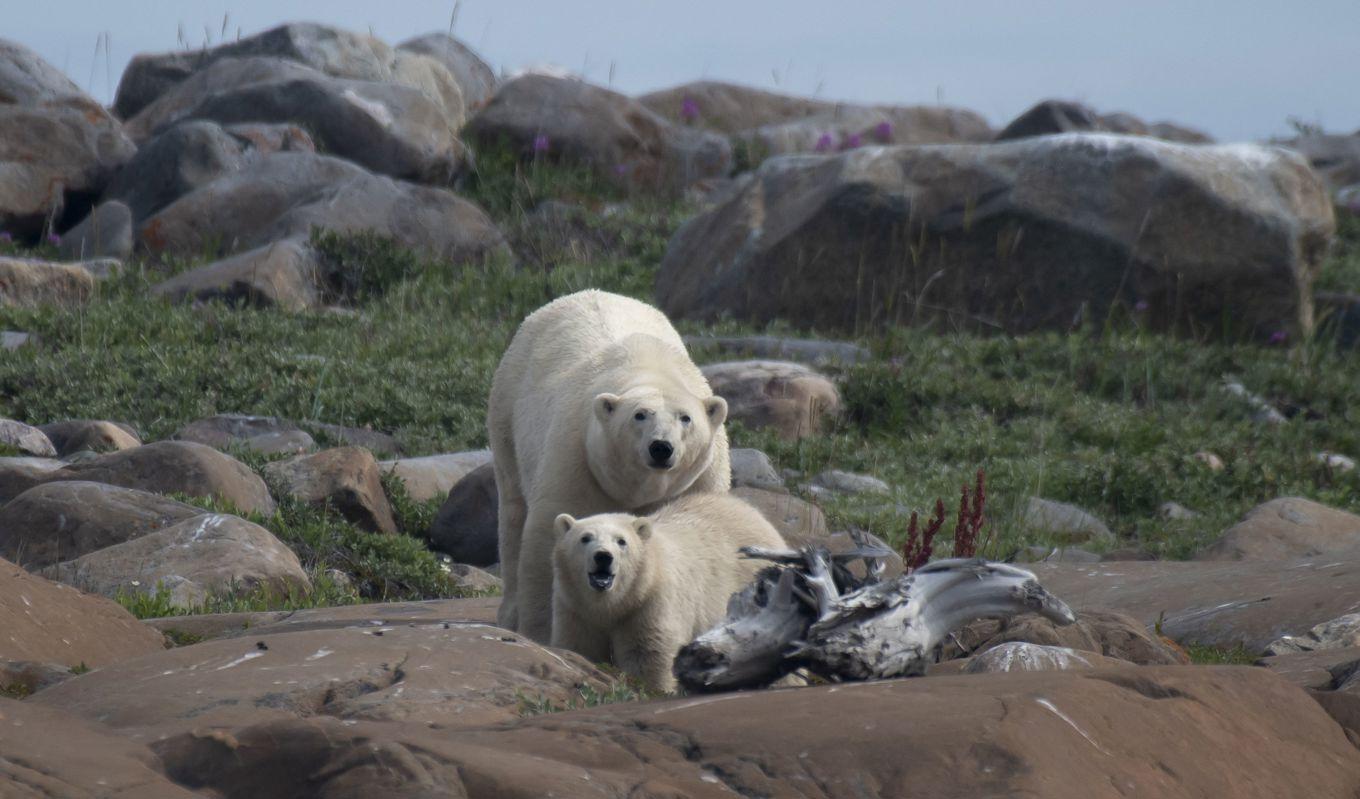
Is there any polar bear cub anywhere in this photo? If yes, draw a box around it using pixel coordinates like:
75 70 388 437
489 289 731 643
551 493 787 692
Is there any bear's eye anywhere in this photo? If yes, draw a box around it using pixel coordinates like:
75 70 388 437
633 411 646 421
616 538 628 547
579 534 592 544
680 414 691 425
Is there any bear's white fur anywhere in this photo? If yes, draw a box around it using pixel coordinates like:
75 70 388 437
489 290 731 643
551 492 786 692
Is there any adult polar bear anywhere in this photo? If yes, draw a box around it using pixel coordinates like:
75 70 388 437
489 290 731 643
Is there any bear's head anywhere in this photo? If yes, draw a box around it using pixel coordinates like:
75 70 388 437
552 512 655 618
587 384 727 507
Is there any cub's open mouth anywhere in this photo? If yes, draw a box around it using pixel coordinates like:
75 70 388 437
588 571 615 591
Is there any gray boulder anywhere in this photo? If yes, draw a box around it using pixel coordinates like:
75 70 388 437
1022 497 1115 545
57 201 133 260
429 462 498 566
658 135 1333 338
0 418 55 457
465 74 731 195
153 237 323 311
0 39 87 105
137 151 506 262
398 32 497 108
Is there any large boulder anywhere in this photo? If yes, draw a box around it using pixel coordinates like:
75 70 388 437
1279 131 1360 189
0 699 199 798
1032 552 1360 652
398 32 497 108
125 56 466 183
0 418 55 456
380 449 492 503
37 418 140 456
429 462 499 565
43 513 310 609
465 74 732 195
138 151 507 262
114 22 465 125
700 359 841 440
33 621 616 742
264 447 397 533
1022 497 1116 545
1198 497 1360 561
1 555 166 668
129 667 1360 797
153 236 324 311
997 99 1214 144
0 257 95 308
0 441 276 514
56 200 134 260
0 481 202 569
103 120 274 225
0 43 136 240
657 135 1334 338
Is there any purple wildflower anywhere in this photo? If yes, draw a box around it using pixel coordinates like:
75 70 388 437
0 232 11 243
1134 300 1149 313
840 133 862 150
680 96 700 122
613 163 629 176
874 121 893 142
1268 330 1288 345
46 233 60 246
814 133 835 153
532 133 550 154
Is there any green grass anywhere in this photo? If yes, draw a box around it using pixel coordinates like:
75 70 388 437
1185 644 1261 665
1318 213 1360 295
517 678 655 716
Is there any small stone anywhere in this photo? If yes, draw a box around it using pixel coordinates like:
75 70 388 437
1 331 33 350
811 469 890 495
0 419 56 457
1317 452 1357 473
447 563 501 594
1158 501 1200 521
1194 450 1225 471
730 448 783 491
1014 546 1102 564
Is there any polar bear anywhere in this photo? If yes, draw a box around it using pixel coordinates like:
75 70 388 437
551 492 786 692
489 290 731 643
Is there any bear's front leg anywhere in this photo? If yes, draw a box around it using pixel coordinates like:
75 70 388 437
551 595 611 664
612 618 682 694
514 507 563 644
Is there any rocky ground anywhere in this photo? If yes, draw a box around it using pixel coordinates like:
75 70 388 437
3 21 1360 797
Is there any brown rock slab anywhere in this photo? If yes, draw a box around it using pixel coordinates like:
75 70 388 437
0 698 198 798
42 513 311 610
1198 496 1360 561
149 666 1360 798
153 236 323 311
0 481 203 569
1259 647 1360 691
1 556 165 669
701 359 841 440
0 258 95 308
33 621 612 742
1031 554 1360 652
942 609 1189 665
264 446 397 533
35 419 141 455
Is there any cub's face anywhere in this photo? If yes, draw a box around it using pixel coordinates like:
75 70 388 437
553 513 651 607
592 386 727 477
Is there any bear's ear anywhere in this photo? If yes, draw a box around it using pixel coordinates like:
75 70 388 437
703 395 728 427
632 518 653 540
554 514 576 536
593 393 621 423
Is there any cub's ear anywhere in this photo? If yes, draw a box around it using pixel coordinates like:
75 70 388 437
703 395 728 427
594 393 621 423
632 519 653 541
554 514 576 536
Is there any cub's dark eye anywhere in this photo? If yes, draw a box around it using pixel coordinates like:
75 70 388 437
579 535 592 544
616 538 628 547
680 415 692 424
633 412 646 421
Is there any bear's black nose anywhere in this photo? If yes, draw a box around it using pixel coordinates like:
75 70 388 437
593 551 614 567
648 440 674 464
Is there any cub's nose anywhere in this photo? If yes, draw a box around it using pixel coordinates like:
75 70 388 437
593 551 614 568
648 440 674 463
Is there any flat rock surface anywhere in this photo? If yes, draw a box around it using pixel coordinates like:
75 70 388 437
1198 496 1360 560
148 666 1360 798
1032 554 1360 651
1 556 166 669
33 619 612 742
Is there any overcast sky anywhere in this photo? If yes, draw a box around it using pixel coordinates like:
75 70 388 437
15 0 1360 142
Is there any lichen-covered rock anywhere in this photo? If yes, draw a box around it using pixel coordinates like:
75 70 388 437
264 446 397 533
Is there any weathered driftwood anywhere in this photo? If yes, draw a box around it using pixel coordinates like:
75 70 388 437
674 539 1076 693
